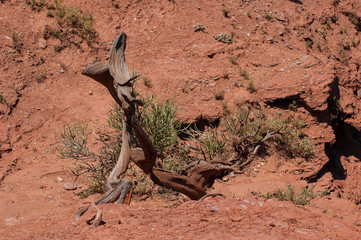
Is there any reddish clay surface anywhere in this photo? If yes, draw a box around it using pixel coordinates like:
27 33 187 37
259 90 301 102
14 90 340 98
1 0 361 239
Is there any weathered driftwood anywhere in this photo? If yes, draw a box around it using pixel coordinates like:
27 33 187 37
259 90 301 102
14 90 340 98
78 32 279 227
78 33 207 227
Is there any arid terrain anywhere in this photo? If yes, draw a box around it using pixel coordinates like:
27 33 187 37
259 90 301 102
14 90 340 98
1 0 361 239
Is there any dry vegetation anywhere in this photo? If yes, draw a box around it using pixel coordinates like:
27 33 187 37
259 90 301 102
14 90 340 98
59 95 314 199
39 0 97 51
252 184 328 206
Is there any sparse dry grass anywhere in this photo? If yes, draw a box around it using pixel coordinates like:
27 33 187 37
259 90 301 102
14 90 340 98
11 29 23 53
252 184 328 206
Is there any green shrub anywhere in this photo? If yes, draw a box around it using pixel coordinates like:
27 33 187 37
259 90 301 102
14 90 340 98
58 123 90 160
163 154 186 174
193 24 205 32
138 96 182 157
36 73 47 83
47 11 54 18
252 184 328 206
25 0 46 12
0 93 9 107
264 12 273 21
214 33 233 44
224 107 313 159
53 45 62 52
273 184 326 205
240 68 250 80
125 168 153 196
222 9 231 18
107 103 123 132
54 0 96 43
229 56 237 65
11 29 23 53
59 97 314 199
274 120 313 159
246 79 256 92
63 95 185 197
142 77 152 87
58 123 120 197
214 91 225 100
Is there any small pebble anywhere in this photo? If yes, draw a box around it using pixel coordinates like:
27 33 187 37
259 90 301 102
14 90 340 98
64 182 77 190
57 177 63 182
89 91 93 95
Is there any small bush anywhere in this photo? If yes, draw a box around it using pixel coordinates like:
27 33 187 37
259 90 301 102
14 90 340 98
264 12 273 21
142 77 152 87
289 100 298 110
274 119 313 159
214 91 224 100
60 95 314 199
54 0 96 43
339 48 348 62
58 123 90 160
222 9 231 18
222 101 230 116
47 11 54 18
305 39 313 49
273 185 327 205
193 24 205 32
138 96 182 158
111 1 120 9
332 0 341 6
11 29 23 53
246 79 256 92
187 127 227 161
324 18 332 29
53 45 62 52
58 123 120 197
162 154 186 174
125 169 153 196
240 68 250 80
214 33 233 44
0 93 9 107
331 15 338 24
60 63 66 69
107 103 123 132
25 0 46 12
47 4 56 10
229 56 237 65
234 81 241 87
36 73 47 83
43 0 97 47
62 95 185 197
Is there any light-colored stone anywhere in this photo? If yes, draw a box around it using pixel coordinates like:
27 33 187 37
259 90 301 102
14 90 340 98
38 38 47 49
63 182 77 190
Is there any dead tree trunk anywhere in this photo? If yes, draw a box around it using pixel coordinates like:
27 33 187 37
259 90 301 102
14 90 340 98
78 33 277 227
78 33 207 227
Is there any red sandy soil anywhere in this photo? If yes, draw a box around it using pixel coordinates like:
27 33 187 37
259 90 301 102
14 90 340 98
1 0 361 239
